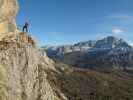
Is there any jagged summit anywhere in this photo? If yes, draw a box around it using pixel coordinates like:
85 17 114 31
43 36 132 58
94 36 131 49
43 36 133 71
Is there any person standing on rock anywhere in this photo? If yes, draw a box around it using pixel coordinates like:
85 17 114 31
23 21 29 33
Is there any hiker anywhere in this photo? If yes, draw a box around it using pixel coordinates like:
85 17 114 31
23 21 29 33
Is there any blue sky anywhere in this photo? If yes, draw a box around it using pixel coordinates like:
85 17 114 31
17 0 133 46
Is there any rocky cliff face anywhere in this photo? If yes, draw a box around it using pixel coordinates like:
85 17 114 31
0 36 57 100
0 0 60 100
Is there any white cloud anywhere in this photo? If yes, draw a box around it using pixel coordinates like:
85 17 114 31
109 14 133 20
112 28 124 35
110 15 130 20
108 14 133 25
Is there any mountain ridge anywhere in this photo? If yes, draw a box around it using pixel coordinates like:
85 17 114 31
42 36 133 71
42 36 132 56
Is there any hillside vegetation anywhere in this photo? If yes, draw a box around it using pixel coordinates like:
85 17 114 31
47 62 133 100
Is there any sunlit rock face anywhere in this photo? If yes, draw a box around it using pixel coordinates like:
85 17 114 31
0 37 56 100
0 0 59 100
0 0 19 40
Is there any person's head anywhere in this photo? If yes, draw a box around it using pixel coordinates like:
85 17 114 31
25 21 28 24
24 21 29 26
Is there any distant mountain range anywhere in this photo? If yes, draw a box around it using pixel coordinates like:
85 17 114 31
42 36 133 71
